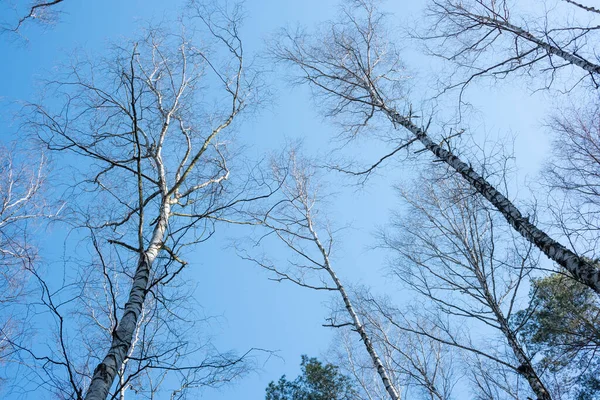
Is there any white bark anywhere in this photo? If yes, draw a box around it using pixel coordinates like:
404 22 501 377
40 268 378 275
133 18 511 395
21 11 250 397
499 319 550 400
389 171 551 399
271 0 600 293
307 219 402 400
84 201 170 400
382 106 600 294
252 153 402 400
476 268 551 399
470 11 600 76
423 0 600 92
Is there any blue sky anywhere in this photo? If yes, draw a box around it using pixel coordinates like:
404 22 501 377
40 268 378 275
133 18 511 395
0 0 553 398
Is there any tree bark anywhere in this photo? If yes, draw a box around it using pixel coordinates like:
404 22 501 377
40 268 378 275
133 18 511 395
503 324 550 400
477 276 551 399
472 12 600 76
308 220 402 400
84 201 170 400
333 277 402 400
383 106 600 294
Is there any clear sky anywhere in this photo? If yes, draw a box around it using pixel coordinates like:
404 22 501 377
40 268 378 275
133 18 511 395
0 0 553 399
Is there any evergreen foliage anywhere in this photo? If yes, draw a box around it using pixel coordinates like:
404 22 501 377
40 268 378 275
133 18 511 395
265 356 358 400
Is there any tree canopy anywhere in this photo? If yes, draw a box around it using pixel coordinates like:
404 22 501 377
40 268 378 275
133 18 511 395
266 356 359 400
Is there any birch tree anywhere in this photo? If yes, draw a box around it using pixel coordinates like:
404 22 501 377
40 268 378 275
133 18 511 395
17 6 270 398
8 237 255 399
420 0 600 265
328 329 402 400
380 167 552 399
0 144 57 375
329 302 459 400
543 99 600 263
270 0 600 294
241 151 402 400
421 0 600 96
0 145 52 274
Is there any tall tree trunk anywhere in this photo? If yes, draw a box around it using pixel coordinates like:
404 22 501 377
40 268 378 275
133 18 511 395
381 105 600 294
84 202 170 400
308 220 402 400
470 12 600 76
331 270 401 400
502 324 550 400
476 275 551 399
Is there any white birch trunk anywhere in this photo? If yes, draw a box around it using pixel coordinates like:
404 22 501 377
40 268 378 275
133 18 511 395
475 274 551 399
475 13 600 76
384 107 600 294
331 272 402 400
84 201 170 400
501 322 550 400
307 220 402 400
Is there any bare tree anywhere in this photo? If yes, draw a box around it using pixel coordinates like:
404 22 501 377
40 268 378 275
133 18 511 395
329 297 460 400
419 0 600 270
421 0 600 97
364 309 459 400
543 99 600 261
270 0 600 294
1 0 66 35
241 150 402 400
8 234 257 399
366 289 547 400
0 145 54 271
0 144 60 377
329 329 400 400
12 5 272 398
378 165 552 399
